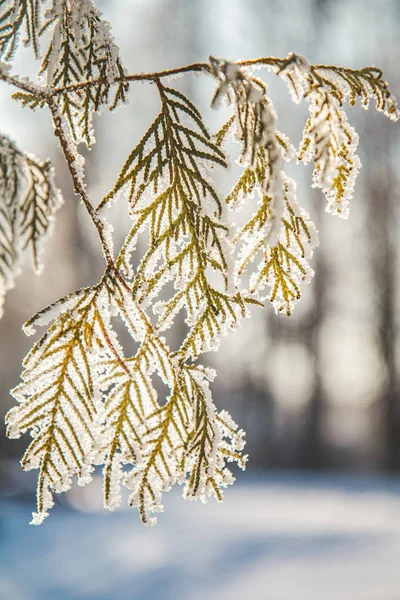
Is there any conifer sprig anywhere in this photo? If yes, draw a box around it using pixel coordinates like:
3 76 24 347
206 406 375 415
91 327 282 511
274 53 398 216
309 64 398 117
209 54 397 313
0 134 61 318
104 80 247 361
125 364 246 525
0 0 43 60
181 366 247 502
7 279 110 525
0 16 398 526
1 0 127 146
39 0 127 146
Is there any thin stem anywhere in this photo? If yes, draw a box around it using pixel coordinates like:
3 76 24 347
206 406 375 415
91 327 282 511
48 62 209 96
46 98 156 338
46 101 156 380
126 61 210 81
1 54 387 104
47 97 114 266
0 69 49 97
51 53 377 98
47 56 288 97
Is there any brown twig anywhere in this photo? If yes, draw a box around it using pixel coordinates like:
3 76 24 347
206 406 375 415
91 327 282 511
47 97 114 266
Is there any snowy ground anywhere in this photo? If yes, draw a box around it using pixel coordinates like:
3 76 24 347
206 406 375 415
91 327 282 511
1 473 400 600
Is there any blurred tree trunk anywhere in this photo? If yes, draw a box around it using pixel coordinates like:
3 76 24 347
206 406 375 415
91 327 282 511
379 211 400 472
366 120 400 471
297 0 331 469
298 202 326 469
235 376 277 469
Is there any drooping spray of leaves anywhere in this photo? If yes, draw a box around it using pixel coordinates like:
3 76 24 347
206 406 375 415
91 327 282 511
102 81 250 361
40 0 128 146
1 12 398 527
0 0 44 60
210 54 397 313
0 134 61 318
1 0 128 146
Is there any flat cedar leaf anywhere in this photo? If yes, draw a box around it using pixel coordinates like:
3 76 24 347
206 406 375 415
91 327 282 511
12 91 46 110
105 81 247 361
0 0 43 60
39 0 128 146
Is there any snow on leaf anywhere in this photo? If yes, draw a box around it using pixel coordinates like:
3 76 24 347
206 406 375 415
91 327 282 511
298 88 361 219
125 364 246 526
182 366 247 503
97 332 176 513
6 284 104 525
19 156 61 272
103 81 246 361
0 134 62 319
125 377 189 526
3 43 398 527
308 64 399 120
275 54 398 217
39 0 127 146
210 58 317 315
210 56 289 247
222 136 318 316
5 270 151 524
0 0 44 60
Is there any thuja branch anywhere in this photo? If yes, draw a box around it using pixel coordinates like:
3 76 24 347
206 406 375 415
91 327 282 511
46 51 394 107
0 65 48 97
2 53 396 121
32 54 324 94
1 0 397 528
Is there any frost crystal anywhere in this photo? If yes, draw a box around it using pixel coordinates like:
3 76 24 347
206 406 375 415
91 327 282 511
299 89 361 219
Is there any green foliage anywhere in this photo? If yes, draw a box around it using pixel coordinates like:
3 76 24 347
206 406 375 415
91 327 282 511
0 7 398 526
39 1 127 146
0 0 43 60
1 0 127 146
103 81 248 362
308 64 398 115
7 284 103 525
0 134 61 318
12 90 45 109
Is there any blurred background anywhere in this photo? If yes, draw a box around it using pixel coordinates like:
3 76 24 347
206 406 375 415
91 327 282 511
1 0 400 598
